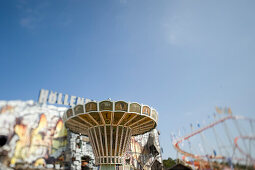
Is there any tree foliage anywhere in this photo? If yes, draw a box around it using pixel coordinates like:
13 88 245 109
163 157 176 168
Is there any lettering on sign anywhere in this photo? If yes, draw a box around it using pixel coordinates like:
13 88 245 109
38 89 90 106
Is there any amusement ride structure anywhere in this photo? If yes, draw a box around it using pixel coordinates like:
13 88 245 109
172 108 255 169
63 100 158 170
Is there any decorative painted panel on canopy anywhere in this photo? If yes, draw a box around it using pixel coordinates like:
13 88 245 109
66 109 73 118
151 109 158 122
86 102 97 112
129 103 141 113
115 101 128 112
99 101 113 111
142 106 151 116
74 104 84 115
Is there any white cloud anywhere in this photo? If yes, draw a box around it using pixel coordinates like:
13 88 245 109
20 17 35 29
120 0 127 4
17 0 48 30
184 112 192 116
163 15 201 47
161 6 208 48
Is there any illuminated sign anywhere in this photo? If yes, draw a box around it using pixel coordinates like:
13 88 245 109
38 89 90 106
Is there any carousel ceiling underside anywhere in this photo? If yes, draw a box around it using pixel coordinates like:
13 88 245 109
63 101 158 136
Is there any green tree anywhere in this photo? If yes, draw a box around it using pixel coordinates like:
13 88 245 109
163 157 176 168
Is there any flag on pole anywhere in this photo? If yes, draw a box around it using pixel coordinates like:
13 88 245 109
228 108 232 114
215 106 223 114
213 150 217 156
216 106 232 114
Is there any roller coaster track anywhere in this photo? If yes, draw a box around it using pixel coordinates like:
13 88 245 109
173 115 255 163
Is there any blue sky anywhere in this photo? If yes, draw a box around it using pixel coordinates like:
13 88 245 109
1 0 255 159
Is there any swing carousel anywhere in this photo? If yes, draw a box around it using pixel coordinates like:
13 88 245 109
63 100 158 170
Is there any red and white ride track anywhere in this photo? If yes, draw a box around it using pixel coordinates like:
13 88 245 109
173 115 255 163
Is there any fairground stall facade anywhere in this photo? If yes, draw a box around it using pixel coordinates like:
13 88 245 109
0 89 162 170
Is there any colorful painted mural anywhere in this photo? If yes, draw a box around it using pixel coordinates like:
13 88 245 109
0 101 67 169
11 114 67 166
